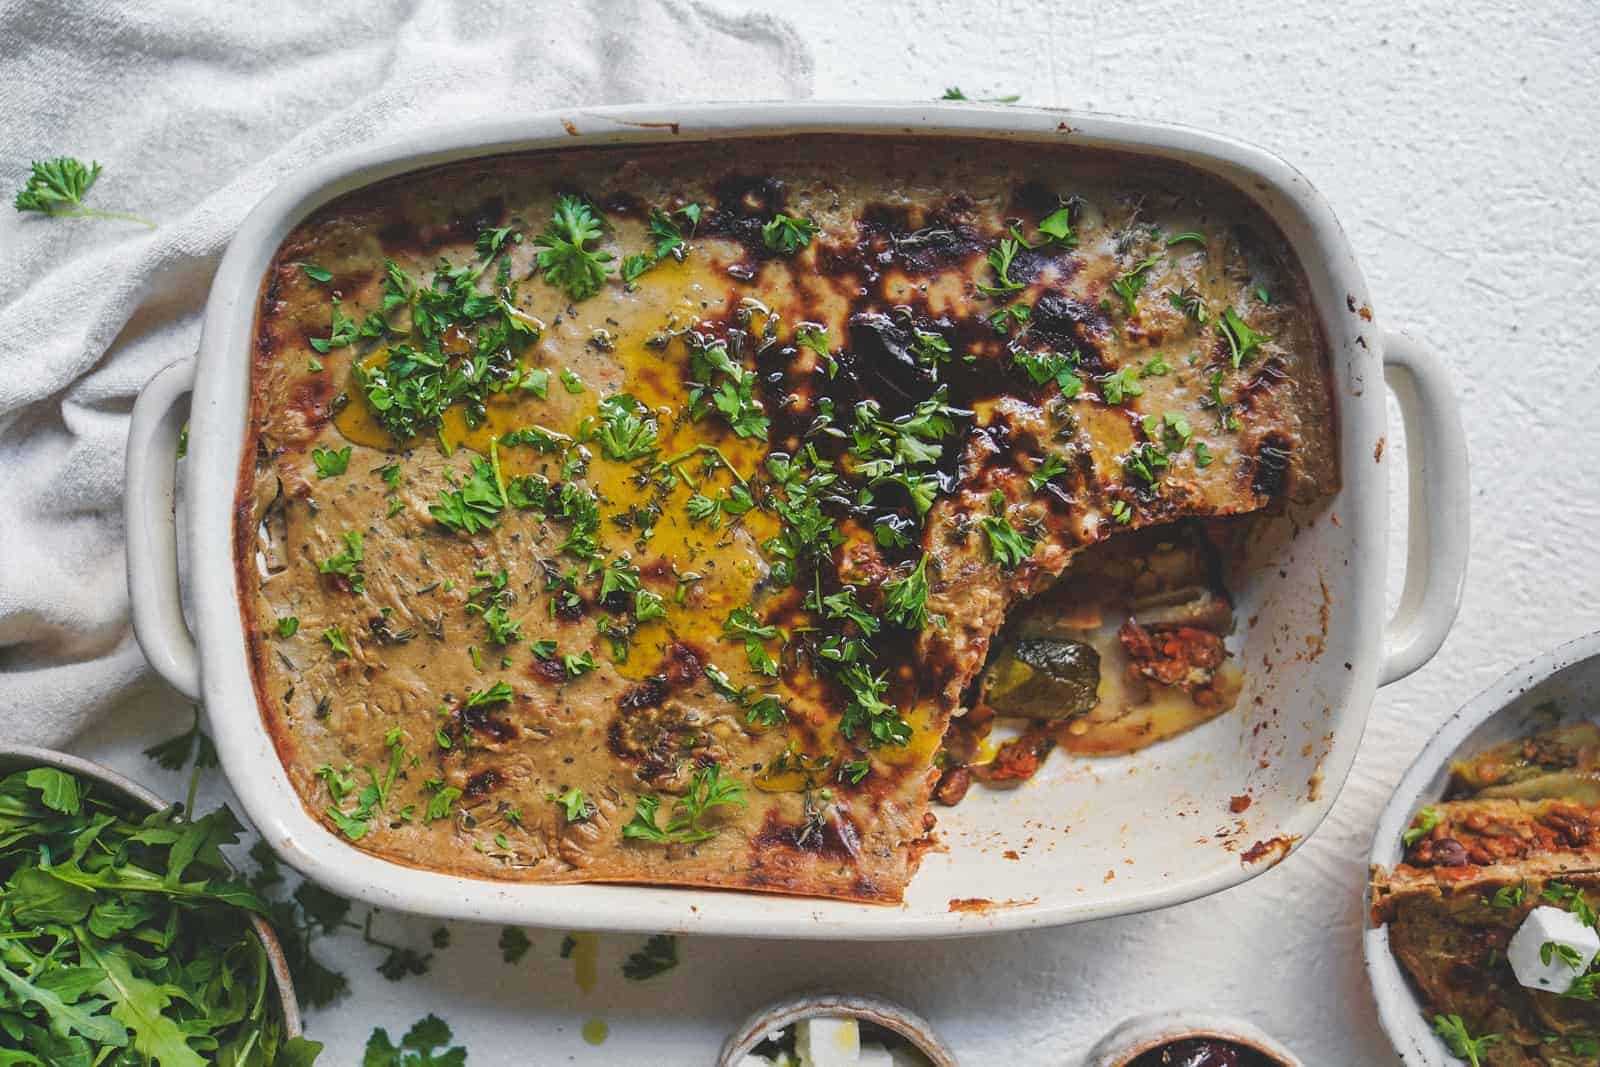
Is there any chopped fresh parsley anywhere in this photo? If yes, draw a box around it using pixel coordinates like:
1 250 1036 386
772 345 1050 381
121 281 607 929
534 194 613 301
940 87 1020 103
761 213 818 255
430 455 505 535
1036 206 1076 247
547 788 590 822
300 262 334 283
977 237 1024 296
318 530 366 591
1029 453 1070 491
979 492 1037 569
594 393 659 461
465 681 513 709
362 1013 466 1066
882 555 933 630
1013 348 1084 396
563 650 597 678
311 444 352 478
621 934 678 980
1099 366 1144 405
278 615 301 638
323 625 352 657
1219 307 1270 367
499 927 532 965
723 606 781 676
687 341 768 440
1168 286 1210 323
1402 805 1441 847
621 764 747 844
837 662 911 747
1109 253 1162 316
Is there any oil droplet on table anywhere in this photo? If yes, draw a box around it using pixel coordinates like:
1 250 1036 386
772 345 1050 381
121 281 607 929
582 1018 608 1046
570 931 599 994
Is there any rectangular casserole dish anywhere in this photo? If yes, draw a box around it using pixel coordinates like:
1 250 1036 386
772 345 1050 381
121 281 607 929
125 102 1469 939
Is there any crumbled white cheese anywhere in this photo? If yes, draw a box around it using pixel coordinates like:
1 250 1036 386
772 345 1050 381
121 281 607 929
885 1048 927 1067
796 1016 861 1067
1508 904 1600 993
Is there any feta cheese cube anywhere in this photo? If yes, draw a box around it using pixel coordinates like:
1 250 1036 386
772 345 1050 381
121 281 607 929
857 1044 894 1067
796 1016 861 1067
736 1056 780 1067
1508 904 1600 993
886 1048 927 1067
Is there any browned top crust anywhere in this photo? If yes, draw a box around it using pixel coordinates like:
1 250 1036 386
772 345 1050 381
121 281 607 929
238 136 1337 901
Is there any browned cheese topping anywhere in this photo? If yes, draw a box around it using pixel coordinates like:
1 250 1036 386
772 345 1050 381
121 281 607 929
238 137 1336 901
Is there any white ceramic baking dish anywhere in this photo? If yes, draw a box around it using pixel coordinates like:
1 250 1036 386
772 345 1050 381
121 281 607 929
126 101 1469 939
1365 632 1600 1064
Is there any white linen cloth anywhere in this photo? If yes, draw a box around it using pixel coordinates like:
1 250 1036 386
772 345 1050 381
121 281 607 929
0 0 811 746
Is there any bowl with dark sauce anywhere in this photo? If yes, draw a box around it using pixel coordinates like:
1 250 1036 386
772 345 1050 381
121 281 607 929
1087 1013 1301 1067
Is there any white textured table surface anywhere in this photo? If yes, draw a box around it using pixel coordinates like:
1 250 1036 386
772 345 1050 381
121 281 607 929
72 1 1600 1063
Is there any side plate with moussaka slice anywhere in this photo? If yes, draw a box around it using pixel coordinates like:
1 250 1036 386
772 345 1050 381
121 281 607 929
236 137 1338 902
1372 722 1600 1064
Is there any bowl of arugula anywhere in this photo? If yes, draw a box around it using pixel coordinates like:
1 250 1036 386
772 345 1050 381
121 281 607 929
0 744 319 1065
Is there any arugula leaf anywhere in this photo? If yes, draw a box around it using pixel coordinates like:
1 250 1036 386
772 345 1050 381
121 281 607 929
621 934 678 980
13 157 154 228
534 195 613 301
0 766 307 1064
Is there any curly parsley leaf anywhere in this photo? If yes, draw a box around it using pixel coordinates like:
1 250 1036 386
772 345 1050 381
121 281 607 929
761 213 818 255
979 492 1037 570
534 195 613 301
362 1013 466 1066
13 156 154 228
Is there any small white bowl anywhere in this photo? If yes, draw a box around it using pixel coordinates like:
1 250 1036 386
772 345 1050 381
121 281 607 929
1363 631 1600 1065
717 992 956 1067
1086 1011 1302 1066
0 744 303 1041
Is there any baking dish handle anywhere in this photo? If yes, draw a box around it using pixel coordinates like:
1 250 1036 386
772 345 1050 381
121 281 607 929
126 357 201 701
1379 330 1470 686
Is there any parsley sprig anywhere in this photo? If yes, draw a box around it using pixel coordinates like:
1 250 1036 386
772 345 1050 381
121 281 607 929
13 157 154 228
621 764 747 844
534 195 614 301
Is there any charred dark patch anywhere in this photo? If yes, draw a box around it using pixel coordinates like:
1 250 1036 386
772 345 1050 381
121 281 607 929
857 199 984 275
753 807 864 861
464 768 501 798
1250 433 1294 497
458 702 516 743
428 197 505 250
698 174 789 257
619 676 669 711
1235 355 1290 410
842 312 938 416
659 642 703 687
1011 180 1061 221
529 656 567 683
377 218 421 249
599 191 647 218
1029 293 1110 369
